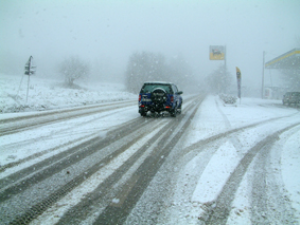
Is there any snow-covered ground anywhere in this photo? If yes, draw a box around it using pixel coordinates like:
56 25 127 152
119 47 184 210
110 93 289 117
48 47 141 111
1 73 300 224
0 73 136 113
167 96 300 224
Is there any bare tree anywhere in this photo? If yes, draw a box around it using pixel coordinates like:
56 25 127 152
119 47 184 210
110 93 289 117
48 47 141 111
59 56 90 87
125 51 167 93
125 51 196 93
206 65 233 94
166 54 194 92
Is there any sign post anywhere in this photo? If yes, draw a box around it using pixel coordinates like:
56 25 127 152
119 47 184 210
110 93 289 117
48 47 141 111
236 67 241 102
24 56 36 103
261 51 265 99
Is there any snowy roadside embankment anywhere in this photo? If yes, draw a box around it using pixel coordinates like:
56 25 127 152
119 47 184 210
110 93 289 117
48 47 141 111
0 73 136 113
281 128 300 221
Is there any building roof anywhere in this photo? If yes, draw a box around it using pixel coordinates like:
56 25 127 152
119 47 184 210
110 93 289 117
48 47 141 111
265 48 300 69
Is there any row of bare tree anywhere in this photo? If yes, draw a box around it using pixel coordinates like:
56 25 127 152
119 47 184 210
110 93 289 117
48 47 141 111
124 51 195 93
60 52 196 93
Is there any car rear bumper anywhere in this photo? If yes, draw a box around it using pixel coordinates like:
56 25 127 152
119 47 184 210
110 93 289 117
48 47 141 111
139 104 173 113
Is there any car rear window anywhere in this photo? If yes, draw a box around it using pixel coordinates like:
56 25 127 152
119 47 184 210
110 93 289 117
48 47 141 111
141 84 173 94
287 92 300 96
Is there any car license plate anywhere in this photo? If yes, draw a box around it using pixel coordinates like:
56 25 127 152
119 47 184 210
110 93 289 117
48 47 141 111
142 98 151 102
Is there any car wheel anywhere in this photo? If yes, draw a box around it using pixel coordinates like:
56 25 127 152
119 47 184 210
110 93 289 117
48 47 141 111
171 104 178 117
140 112 147 117
178 103 182 114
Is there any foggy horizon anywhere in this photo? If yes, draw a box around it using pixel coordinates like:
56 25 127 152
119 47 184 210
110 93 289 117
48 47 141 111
1 0 299 90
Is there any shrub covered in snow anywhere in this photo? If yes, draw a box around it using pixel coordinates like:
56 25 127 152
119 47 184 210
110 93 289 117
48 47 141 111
219 94 237 104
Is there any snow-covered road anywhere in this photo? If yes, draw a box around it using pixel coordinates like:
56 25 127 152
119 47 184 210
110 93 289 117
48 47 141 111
1 93 300 225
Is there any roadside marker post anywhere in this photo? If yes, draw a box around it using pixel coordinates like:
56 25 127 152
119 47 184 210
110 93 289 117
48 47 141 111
17 56 36 103
236 67 241 104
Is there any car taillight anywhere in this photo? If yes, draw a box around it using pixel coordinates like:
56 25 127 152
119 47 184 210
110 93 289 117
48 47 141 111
139 95 141 101
170 96 174 102
165 106 171 109
141 105 145 108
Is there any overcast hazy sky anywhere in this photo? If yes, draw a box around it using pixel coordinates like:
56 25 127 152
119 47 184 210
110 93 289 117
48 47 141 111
1 0 299 87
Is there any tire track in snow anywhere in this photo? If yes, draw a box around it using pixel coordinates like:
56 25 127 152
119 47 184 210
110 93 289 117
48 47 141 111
204 123 300 225
249 126 299 225
0 100 135 136
52 96 203 225
0 117 143 197
215 98 244 151
8 122 164 225
155 98 299 225
181 111 299 160
55 120 174 225
91 96 204 225
1 96 201 225
0 116 157 224
0 108 128 173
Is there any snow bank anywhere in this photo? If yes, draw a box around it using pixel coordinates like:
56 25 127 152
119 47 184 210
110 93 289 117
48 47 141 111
281 128 300 220
0 73 136 113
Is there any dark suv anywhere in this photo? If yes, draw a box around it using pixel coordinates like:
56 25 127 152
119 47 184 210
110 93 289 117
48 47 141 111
138 81 183 117
282 92 300 107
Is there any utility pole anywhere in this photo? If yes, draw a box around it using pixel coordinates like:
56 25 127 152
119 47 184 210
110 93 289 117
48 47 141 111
261 51 265 99
224 45 227 68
